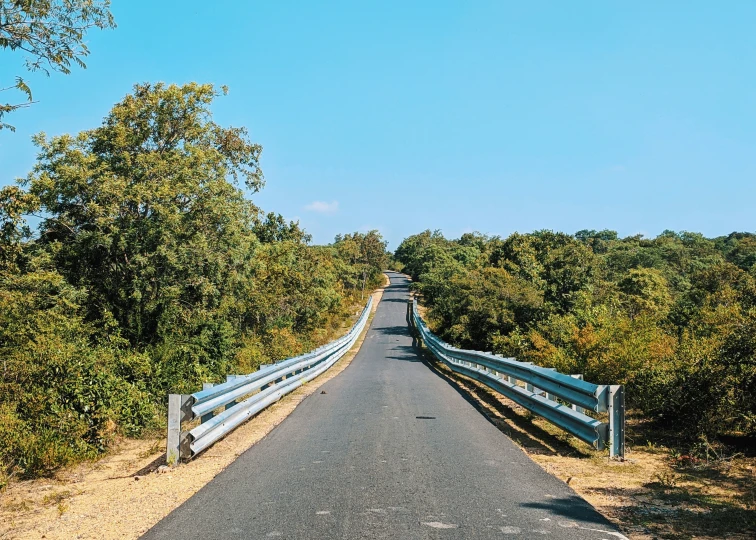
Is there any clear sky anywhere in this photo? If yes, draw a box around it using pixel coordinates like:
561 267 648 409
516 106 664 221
1 1 754 249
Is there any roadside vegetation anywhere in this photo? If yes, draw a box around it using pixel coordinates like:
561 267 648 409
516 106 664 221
395 229 756 451
399 230 756 538
0 82 388 484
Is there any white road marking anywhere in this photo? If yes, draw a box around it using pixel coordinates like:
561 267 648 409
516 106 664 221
558 521 629 539
422 521 459 529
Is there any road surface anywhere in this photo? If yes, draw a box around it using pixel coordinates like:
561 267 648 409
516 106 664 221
143 272 625 539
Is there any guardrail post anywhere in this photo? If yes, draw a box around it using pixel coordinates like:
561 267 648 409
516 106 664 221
521 362 535 392
201 383 215 423
411 298 422 346
484 353 493 375
226 375 240 410
493 354 505 380
259 364 271 389
544 368 557 401
570 374 586 413
167 393 193 466
608 385 625 459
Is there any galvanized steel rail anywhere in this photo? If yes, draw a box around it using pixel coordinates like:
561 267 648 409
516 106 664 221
166 297 373 465
409 298 625 458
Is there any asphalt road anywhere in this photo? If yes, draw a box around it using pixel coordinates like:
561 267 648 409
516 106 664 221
143 272 626 540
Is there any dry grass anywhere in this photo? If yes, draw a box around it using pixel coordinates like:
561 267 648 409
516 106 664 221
419 352 756 540
0 278 389 540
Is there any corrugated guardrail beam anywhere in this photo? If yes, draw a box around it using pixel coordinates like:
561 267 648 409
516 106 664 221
410 298 625 458
166 296 373 465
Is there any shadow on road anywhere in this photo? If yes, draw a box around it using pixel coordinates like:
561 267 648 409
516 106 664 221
520 496 616 527
383 283 407 291
384 345 422 363
374 325 411 337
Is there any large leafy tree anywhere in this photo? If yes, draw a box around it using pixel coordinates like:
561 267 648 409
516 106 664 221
24 82 264 350
1 0 115 130
333 230 388 298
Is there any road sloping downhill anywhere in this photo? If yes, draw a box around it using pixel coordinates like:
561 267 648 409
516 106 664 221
143 272 626 539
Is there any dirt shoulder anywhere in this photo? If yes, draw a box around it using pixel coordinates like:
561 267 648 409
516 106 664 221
420 356 755 540
0 277 389 540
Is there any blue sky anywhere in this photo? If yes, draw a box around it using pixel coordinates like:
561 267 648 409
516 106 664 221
1 1 754 249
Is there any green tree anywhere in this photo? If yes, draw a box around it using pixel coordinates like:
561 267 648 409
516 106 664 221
0 253 155 479
253 212 311 244
1 0 116 130
725 234 756 271
618 267 671 319
334 230 388 298
394 229 447 280
23 82 263 363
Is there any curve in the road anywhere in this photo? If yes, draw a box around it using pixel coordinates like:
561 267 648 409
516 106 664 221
143 272 626 540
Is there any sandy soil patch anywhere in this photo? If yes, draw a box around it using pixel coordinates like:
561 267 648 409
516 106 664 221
0 278 389 540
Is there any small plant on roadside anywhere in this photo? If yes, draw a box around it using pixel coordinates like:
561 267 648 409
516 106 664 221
651 470 679 489
42 490 71 506
689 434 724 463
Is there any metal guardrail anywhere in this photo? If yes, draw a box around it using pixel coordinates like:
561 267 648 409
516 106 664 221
409 298 625 458
166 297 373 465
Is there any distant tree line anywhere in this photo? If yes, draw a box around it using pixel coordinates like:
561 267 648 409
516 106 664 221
395 229 756 446
0 83 388 482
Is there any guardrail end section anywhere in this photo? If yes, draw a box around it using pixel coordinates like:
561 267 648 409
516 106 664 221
608 385 626 459
167 393 193 467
